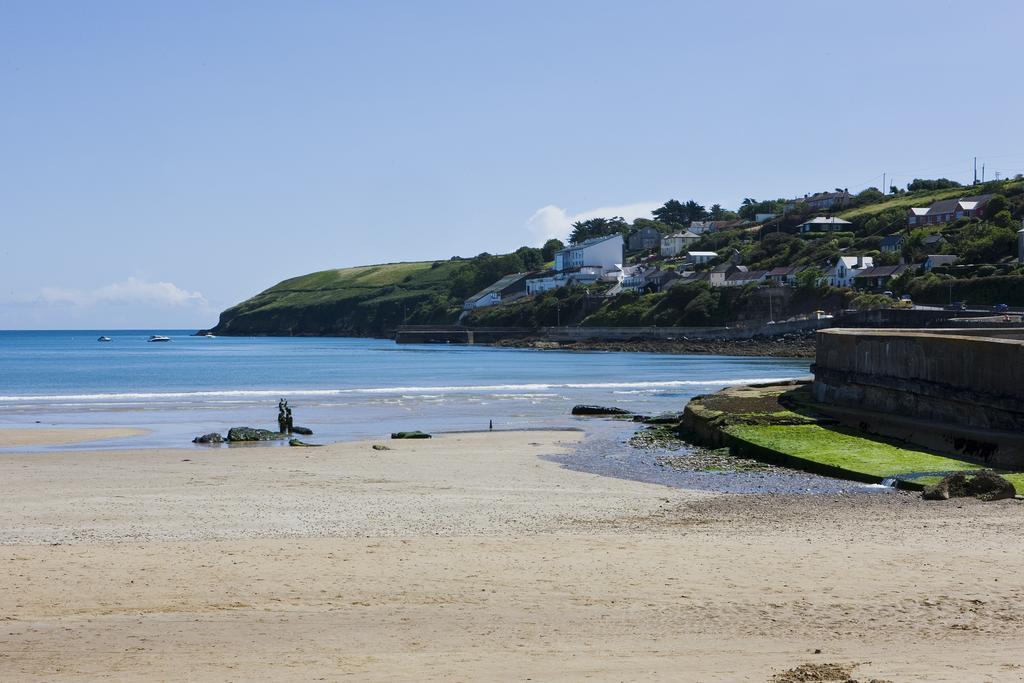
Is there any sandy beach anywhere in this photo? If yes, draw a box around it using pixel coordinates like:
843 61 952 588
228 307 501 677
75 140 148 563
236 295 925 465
1 430 1022 681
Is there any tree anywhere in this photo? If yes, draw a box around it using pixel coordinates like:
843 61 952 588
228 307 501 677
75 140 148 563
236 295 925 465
568 217 628 244
652 199 688 226
514 246 544 271
983 195 1008 220
795 266 825 290
907 178 961 192
683 200 707 223
541 238 564 261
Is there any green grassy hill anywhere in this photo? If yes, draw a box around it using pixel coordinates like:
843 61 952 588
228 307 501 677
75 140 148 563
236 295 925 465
206 260 466 336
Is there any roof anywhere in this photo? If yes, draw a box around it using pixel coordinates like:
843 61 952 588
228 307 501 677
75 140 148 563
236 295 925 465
852 265 909 279
466 273 527 302
880 234 905 246
687 251 719 257
726 270 768 282
665 231 700 239
557 233 622 254
835 256 874 269
799 216 853 226
909 194 994 217
922 234 945 245
924 254 959 266
766 266 796 277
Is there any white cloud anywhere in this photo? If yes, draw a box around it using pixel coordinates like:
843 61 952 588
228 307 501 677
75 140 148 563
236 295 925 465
525 201 661 244
37 278 209 308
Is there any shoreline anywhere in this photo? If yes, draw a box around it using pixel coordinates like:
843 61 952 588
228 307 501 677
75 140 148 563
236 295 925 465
492 334 816 357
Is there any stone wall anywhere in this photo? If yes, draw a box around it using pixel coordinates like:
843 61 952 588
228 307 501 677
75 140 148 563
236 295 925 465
811 329 1024 466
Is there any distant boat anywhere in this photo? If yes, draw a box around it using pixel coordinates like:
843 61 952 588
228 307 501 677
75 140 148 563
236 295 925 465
147 335 171 342
97 336 112 342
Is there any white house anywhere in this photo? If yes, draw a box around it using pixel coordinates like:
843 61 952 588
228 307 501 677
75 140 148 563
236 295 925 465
686 251 718 266
526 266 605 295
922 254 959 271
553 234 624 274
463 273 528 311
797 216 853 233
826 256 873 287
660 231 701 257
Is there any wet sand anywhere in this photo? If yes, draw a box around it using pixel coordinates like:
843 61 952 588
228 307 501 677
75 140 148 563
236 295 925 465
0 427 148 448
1 431 1022 681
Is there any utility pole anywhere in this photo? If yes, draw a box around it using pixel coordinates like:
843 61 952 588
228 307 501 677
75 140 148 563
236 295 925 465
974 157 978 184
982 164 986 183
882 172 886 195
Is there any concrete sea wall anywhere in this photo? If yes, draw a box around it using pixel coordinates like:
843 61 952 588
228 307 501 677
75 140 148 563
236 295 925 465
811 328 1024 467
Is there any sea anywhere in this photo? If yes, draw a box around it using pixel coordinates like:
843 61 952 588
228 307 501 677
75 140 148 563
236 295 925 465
0 330 810 451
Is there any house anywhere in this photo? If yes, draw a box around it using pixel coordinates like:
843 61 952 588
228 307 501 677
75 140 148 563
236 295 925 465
463 273 528 310
660 231 701 257
709 263 746 287
826 255 873 288
852 265 910 291
921 234 945 250
647 269 682 292
553 234 624 274
755 213 778 223
797 216 853 234
723 269 768 287
765 265 807 286
922 254 959 271
686 251 718 266
688 219 747 234
627 226 661 252
785 190 852 212
526 266 605 295
880 234 906 253
907 194 994 226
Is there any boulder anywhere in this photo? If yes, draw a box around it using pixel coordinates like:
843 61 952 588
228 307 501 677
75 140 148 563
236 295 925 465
571 405 631 416
390 431 432 439
192 432 224 444
288 438 321 447
641 412 684 425
372 444 391 451
291 426 313 436
922 471 1015 501
966 470 1016 501
227 427 285 442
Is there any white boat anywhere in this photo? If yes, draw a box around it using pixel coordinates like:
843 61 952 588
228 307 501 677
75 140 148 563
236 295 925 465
147 335 171 342
97 336 112 342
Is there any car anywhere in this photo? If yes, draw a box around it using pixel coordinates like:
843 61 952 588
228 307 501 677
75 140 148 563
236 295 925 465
899 294 912 303
992 303 1009 313
882 290 894 298
944 301 967 311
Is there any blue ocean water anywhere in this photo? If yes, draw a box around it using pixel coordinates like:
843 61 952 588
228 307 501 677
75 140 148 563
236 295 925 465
0 330 811 450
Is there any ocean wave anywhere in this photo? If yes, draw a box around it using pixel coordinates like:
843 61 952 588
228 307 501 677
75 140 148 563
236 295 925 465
0 377 804 404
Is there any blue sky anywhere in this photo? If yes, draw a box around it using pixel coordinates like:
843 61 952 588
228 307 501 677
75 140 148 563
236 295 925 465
2 0 1023 328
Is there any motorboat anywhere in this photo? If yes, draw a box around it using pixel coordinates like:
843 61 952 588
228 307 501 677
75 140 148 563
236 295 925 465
147 335 171 342
97 336 112 342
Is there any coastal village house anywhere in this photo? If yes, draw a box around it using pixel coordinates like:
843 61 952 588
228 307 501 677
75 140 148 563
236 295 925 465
709 263 745 287
826 255 874 288
765 265 807 286
852 264 909 291
462 273 528 311
686 251 718 266
797 216 853 234
689 219 748 234
627 226 661 252
660 231 701 257
880 234 905 253
922 254 959 271
907 194 994 226
784 190 852 213
527 234 624 295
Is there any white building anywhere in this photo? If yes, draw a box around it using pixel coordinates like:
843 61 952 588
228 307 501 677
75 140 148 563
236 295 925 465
798 216 853 233
526 266 605 295
686 251 718 266
553 234 623 273
462 273 528 311
827 256 873 288
660 231 701 257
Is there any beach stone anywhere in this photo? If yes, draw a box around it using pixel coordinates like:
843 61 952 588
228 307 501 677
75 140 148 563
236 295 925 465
227 427 284 442
922 471 1015 501
390 431 432 439
192 432 224 444
291 426 313 435
966 470 1016 501
641 412 684 425
288 438 321 447
372 444 391 451
571 405 631 416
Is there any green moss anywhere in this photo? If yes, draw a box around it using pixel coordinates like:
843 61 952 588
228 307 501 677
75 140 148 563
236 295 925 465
725 423 987 481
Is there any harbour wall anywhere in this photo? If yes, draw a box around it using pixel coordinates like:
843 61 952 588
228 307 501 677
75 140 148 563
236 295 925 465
811 328 1024 467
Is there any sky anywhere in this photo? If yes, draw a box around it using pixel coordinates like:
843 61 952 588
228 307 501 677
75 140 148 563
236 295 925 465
2 0 1023 329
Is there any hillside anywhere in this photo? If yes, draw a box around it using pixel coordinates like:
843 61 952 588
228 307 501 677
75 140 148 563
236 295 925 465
205 261 463 336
